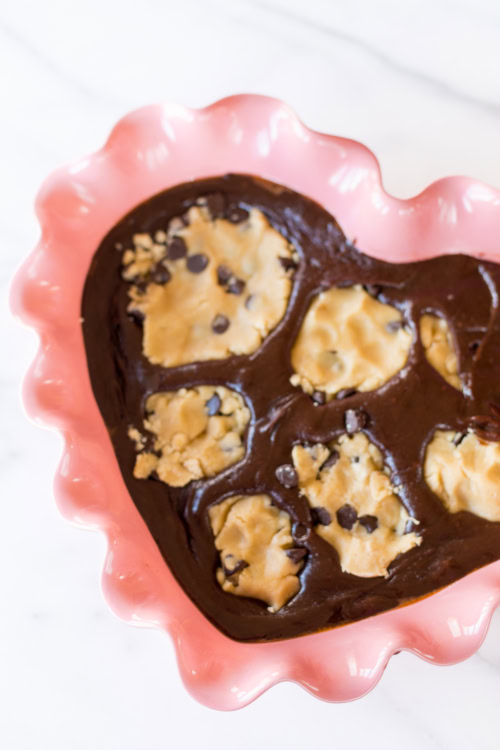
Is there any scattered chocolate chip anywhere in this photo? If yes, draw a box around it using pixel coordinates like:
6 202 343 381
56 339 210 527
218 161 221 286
358 514 378 533
311 506 332 526
320 449 340 471
222 559 249 577
227 206 249 224
166 236 187 260
312 390 326 405
469 416 500 442
336 388 357 400
205 393 221 416
150 264 171 284
336 504 358 530
205 192 225 218
386 319 405 333
344 408 368 434
286 547 308 564
364 284 382 297
227 278 246 295
293 523 308 540
469 340 481 355
128 308 145 324
216 264 232 285
275 464 299 488
187 253 209 273
351 456 360 463
212 314 230 334
279 256 298 272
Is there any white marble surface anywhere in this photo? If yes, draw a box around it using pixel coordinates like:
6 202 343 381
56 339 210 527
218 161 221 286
2 0 500 746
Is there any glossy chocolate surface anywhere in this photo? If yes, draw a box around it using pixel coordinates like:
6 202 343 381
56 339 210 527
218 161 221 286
82 174 500 642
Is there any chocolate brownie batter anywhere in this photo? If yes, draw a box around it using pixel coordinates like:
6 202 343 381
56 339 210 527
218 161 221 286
82 174 500 642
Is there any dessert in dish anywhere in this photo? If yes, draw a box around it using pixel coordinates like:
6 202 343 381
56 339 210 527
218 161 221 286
82 172 500 642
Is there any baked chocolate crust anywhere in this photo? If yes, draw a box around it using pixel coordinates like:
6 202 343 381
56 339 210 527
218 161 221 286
82 174 500 642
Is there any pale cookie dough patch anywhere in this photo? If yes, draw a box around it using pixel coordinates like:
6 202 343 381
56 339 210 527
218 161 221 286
209 494 303 611
420 314 461 390
129 385 250 487
121 203 297 367
290 285 412 400
424 430 500 521
291 433 421 577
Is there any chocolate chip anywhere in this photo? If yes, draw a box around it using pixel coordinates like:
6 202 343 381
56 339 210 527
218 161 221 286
205 393 221 416
205 193 225 218
279 256 298 272
364 284 382 297
187 253 209 273
212 314 230 334
469 414 500 442
344 409 368 434
128 308 145 324
227 206 249 224
286 548 308 564
311 506 332 526
217 264 232 285
469 340 481 355
386 319 405 333
167 236 187 260
336 388 357 400
293 523 308 540
336 504 358 530
358 514 378 533
312 390 326 405
275 464 299 488
320 449 340 471
222 559 249 577
338 280 356 289
150 264 171 284
133 278 148 293
227 278 246 295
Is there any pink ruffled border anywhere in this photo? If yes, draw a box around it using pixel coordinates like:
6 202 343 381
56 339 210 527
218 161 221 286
10 95 500 709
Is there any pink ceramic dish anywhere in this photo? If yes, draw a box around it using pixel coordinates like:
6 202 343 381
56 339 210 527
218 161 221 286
11 95 500 710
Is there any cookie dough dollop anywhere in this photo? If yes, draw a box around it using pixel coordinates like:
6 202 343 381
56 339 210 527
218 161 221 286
209 494 303 611
290 285 412 400
130 385 250 487
424 430 500 521
122 202 297 367
419 314 462 390
292 433 421 577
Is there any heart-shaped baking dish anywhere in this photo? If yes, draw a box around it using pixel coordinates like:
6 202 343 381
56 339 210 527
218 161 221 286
11 95 500 709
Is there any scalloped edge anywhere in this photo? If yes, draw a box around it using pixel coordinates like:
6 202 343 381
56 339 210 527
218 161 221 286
10 94 500 710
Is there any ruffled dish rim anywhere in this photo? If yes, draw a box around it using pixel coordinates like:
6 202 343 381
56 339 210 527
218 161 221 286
11 94 500 710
